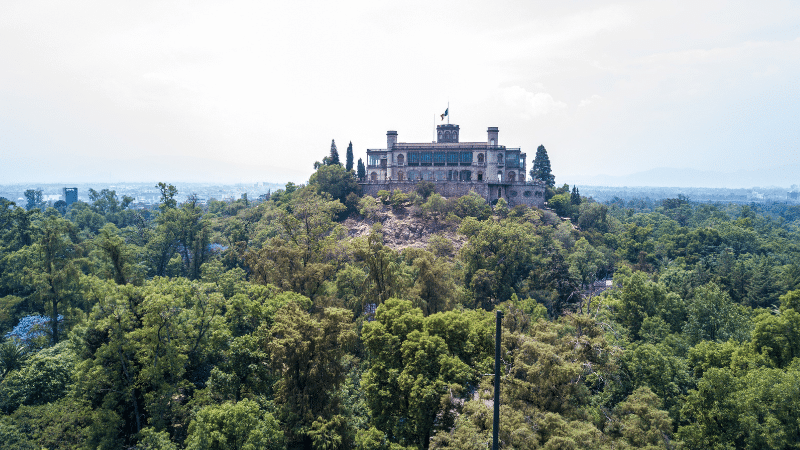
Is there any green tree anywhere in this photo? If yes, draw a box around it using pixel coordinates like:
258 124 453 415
459 217 543 308
309 163 361 208
185 399 283 450
35 215 83 343
346 141 354 172
530 145 555 187
362 299 487 449
570 186 581 205
246 189 347 300
567 237 604 289
267 302 356 449
357 158 366 180
24 189 45 211
684 283 750 345
326 139 341 166
157 182 178 210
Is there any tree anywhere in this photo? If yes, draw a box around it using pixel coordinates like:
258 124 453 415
327 139 341 166
267 303 356 448
34 215 83 344
567 237 603 290
570 186 581 205
185 399 283 450
530 145 555 187
357 158 366 180
362 299 488 449
24 189 45 211
309 163 361 208
157 182 178 210
345 141 354 172
459 217 543 308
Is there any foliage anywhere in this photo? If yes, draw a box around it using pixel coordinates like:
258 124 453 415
2 177 800 448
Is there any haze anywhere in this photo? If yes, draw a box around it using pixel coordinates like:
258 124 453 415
1 1 798 188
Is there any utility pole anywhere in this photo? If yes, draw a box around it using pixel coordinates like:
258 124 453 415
493 309 503 450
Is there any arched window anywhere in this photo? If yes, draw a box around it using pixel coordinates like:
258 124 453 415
497 171 503 182
477 153 484 163
508 171 516 182
398 171 405 181
370 172 378 181
397 154 405 165
477 171 483 181
498 153 504 163
490 139 495 146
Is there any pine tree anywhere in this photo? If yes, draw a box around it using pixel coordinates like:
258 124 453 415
571 186 581 205
357 158 366 180
345 141 354 172
328 139 341 165
530 145 555 187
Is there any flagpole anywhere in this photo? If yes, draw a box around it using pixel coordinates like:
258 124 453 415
447 101 450 125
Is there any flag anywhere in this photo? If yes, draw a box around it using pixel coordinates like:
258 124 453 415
440 108 448 121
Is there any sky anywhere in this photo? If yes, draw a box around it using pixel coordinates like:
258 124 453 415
1 0 798 187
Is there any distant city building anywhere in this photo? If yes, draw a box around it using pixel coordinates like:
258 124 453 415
63 187 78 206
360 123 545 208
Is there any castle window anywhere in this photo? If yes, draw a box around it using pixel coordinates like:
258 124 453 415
497 171 502 182
459 170 472 181
408 170 419 180
490 139 495 145
435 171 446 181
397 154 405 165
535 191 543 197
477 171 483 181
421 152 432 165
524 191 532 197
460 152 473 165
370 172 378 181
498 153 504 163
398 171 405 181
434 152 446 165
477 153 485 163
408 152 420 165
447 152 459 165
511 190 518 197
508 171 516 182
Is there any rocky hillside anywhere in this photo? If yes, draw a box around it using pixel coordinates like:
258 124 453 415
343 206 467 252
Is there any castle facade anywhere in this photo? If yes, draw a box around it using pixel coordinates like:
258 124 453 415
360 123 546 208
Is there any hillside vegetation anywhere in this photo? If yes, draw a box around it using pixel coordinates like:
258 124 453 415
2 168 800 449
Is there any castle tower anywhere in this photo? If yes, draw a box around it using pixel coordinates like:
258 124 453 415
487 127 499 146
387 130 398 149
436 124 460 143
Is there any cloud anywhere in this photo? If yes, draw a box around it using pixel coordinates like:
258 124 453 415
501 86 567 120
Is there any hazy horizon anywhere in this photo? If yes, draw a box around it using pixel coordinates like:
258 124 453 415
2 1 798 187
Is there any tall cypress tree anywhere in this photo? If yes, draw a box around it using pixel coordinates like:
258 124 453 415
571 186 581 205
530 144 555 187
345 141 354 172
357 158 366 180
328 139 341 165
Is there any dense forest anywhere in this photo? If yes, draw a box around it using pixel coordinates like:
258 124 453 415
2 159 800 449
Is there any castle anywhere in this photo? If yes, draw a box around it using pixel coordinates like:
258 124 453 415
360 123 546 208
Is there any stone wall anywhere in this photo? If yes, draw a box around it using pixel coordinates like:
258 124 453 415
360 180 545 208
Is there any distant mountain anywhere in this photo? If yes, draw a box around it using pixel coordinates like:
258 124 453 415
575 165 799 189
